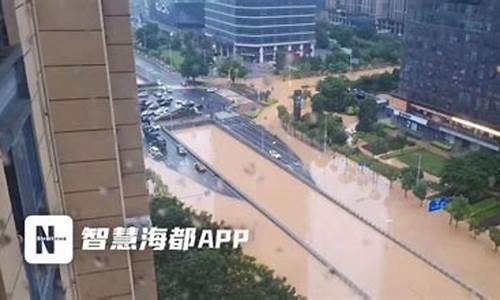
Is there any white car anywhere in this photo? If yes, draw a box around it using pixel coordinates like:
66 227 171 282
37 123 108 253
207 87 217 93
149 146 163 159
149 102 160 110
269 149 281 160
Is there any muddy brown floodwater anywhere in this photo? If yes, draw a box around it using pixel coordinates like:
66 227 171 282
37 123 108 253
252 96 500 299
145 158 360 299
174 125 479 300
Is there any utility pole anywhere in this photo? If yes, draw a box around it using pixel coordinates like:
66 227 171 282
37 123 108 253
416 153 422 186
323 121 328 152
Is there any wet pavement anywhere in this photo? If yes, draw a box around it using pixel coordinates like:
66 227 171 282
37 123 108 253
175 125 478 300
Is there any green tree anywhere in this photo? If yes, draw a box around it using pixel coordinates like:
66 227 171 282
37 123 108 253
329 26 354 47
135 23 160 49
356 98 378 132
277 105 289 120
412 181 428 206
441 151 500 200
352 71 399 93
315 21 330 49
468 217 487 239
489 227 500 252
275 51 287 71
312 77 352 113
151 195 300 299
218 58 249 82
180 49 209 81
355 24 376 40
324 50 350 73
400 166 422 197
445 195 471 228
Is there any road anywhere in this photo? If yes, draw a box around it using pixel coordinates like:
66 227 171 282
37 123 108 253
216 115 312 182
135 53 183 86
176 125 483 300
136 52 311 182
146 129 240 199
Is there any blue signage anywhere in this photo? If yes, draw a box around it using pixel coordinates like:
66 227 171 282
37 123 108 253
428 196 449 212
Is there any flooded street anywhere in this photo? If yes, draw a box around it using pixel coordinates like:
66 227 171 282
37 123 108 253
250 85 500 298
175 125 476 299
145 158 360 299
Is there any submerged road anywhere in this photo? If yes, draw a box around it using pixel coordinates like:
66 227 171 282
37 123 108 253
175 125 484 300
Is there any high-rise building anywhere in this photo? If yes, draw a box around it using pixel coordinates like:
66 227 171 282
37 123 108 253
0 0 157 299
392 0 500 151
205 0 317 63
148 0 205 30
333 0 406 34
379 0 407 34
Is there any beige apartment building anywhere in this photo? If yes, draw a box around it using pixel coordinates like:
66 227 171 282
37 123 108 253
0 0 156 299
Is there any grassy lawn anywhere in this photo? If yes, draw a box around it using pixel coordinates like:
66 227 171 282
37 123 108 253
349 151 400 179
159 49 184 69
470 198 500 217
396 149 448 177
356 132 380 145
246 108 262 119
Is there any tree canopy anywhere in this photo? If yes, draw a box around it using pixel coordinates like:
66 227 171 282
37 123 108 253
400 166 423 196
445 195 471 227
218 58 249 82
489 227 500 252
356 98 378 132
151 196 301 299
441 151 500 201
180 48 209 80
312 77 352 113
352 71 399 93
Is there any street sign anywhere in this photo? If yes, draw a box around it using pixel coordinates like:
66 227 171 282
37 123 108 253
428 196 449 212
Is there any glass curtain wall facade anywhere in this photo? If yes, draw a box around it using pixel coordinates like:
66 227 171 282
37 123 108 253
399 0 500 129
205 0 316 62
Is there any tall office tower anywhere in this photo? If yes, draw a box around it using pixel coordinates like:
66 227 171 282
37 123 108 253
205 0 317 63
333 0 407 34
335 0 389 27
379 0 407 34
149 0 205 29
399 0 500 129
0 0 157 299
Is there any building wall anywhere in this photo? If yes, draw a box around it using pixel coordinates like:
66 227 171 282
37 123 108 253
0 0 157 299
205 0 316 47
334 0 406 34
399 0 500 129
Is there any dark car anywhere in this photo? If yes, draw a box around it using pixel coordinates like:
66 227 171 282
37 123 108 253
194 162 207 173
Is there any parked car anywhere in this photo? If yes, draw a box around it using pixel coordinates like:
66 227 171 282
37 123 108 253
149 146 163 160
157 98 168 106
176 145 187 156
269 149 281 160
149 102 160 110
194 162 207 173
206 87 217 93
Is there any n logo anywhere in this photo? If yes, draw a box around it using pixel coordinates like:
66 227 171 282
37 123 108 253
25 216 73 264
36 225 55 254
